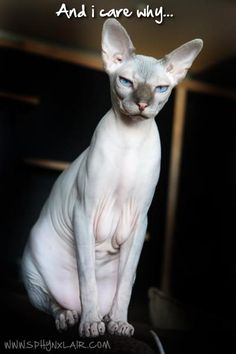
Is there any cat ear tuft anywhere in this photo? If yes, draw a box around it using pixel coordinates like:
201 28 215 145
164 39 203 84
102 19 135 73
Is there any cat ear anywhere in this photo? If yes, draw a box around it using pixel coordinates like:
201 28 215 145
102 19 135 73
163 39 203 84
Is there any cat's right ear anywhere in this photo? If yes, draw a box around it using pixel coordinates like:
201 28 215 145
102 19 135 74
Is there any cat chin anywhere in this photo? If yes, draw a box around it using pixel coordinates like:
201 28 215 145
126 113 152 121
120 108 153 121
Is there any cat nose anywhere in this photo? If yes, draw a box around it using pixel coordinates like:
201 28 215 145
137 102 148 112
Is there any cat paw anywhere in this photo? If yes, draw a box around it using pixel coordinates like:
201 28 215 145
55 310 79 332
107 320 134 336
79 320 106 337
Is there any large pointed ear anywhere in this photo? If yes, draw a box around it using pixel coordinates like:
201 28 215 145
102 19 135 73
163 39 203 84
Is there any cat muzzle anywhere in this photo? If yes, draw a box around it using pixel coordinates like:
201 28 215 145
137 102 148 112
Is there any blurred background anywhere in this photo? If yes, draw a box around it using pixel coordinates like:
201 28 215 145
0 0 235 352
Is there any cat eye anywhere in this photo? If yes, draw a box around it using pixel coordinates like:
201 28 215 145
155 85 169 93
119 76 133 88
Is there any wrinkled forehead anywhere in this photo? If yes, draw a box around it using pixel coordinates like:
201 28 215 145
118 54 168 84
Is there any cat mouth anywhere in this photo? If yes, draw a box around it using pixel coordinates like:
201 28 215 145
132 114 150 120
122 108 150 120
129 112 151 120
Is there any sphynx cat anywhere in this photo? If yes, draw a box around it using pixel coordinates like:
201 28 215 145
22 19 203 337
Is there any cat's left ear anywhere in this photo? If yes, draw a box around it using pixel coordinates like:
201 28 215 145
102 19 135 74
164 39 203 84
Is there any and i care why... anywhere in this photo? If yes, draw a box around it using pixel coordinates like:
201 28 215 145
55 3 174 24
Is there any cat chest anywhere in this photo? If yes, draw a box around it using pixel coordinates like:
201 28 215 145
88 136 161 247
93 170 156 245
93 194 140 247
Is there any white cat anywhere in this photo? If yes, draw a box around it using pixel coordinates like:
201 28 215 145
22 19 203 337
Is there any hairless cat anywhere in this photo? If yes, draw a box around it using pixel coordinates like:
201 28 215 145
22 19 203 338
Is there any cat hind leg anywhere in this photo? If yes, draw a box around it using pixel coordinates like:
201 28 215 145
25 280 79 332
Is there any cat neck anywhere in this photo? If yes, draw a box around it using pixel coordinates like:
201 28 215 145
100 107 158 150
112 106 155 129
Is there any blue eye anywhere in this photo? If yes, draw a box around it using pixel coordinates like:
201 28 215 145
119 76 133 87
155 85 169 93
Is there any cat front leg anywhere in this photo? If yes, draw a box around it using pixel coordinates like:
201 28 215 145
73 202 105 337
107 217 147 336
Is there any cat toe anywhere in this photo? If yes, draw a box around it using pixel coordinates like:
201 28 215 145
107 320 134 336
79 320 105 338
55 310 79 331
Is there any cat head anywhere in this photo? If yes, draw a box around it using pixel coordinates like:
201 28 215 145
102 19 203 120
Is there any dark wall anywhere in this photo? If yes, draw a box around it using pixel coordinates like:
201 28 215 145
172 61 236 321
0 47 112 272
173 90 236 320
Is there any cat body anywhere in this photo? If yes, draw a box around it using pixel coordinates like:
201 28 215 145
22 19 203 337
